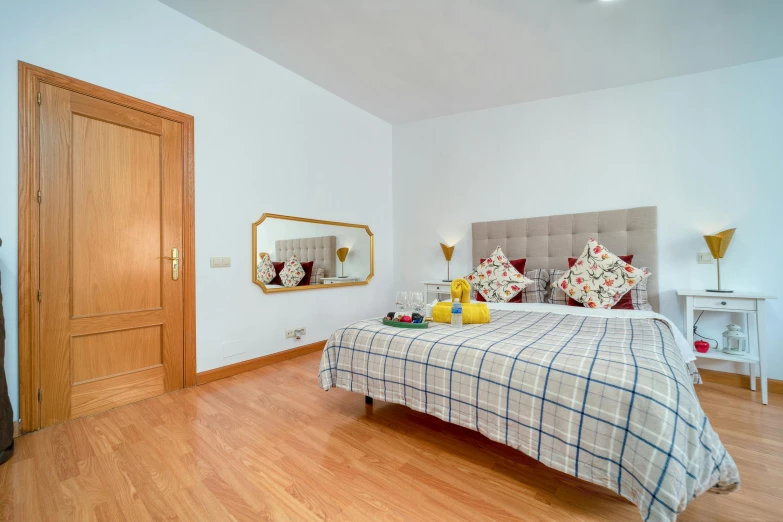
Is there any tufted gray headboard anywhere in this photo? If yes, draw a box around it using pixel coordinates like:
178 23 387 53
472 206 658 311
275 235 337 278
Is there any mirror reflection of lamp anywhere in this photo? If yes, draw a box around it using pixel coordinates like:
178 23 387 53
336 247 350 278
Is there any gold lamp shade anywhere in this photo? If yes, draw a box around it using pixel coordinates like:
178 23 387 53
440 243 455 261
704 228 735 259
336 247 349 277
336 247 349 262
440 243 455 281
703 228 736 292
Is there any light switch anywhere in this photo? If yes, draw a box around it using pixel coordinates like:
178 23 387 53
698 252 714 264
222 257 231 267
210 257 222 268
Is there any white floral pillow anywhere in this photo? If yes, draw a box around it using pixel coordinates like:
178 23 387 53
256 254 276 284
555 239 650 309
279 255 306 287
472 246 533 303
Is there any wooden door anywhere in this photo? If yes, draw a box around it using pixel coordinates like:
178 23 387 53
38 83 184 427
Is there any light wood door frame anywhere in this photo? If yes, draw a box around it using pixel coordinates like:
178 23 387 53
17 61 196 433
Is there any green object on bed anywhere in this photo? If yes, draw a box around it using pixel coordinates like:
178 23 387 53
382 318 429 328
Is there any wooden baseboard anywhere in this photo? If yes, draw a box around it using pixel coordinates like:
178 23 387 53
699 368 783 395
196 340 326 385
13 421 21 439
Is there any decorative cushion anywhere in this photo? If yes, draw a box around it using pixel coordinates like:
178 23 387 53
520 268 549 304
469 247 532 303
269 261 286 286
548 269 568 305
256 254 276 284
296 261 314 287
566 256 634 310
279 255 306 287
555 239 650 309
630 268 653 311
473 258 526 302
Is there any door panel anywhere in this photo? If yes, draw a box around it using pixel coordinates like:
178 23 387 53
71 326 162 384
38 83 184 428
72 114 162 317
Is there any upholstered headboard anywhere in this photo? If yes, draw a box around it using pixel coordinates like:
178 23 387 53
472 206 658 311
275 235 337 278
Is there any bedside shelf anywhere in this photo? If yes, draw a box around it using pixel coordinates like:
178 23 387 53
679 289 775 405
692 349 759 363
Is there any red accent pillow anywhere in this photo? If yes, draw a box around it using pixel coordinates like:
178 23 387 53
297 261 314 287
269 261 285 286
566 256 634 310
475 258 527 303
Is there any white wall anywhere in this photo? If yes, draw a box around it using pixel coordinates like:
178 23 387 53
393 57 783 378
0 0 393 420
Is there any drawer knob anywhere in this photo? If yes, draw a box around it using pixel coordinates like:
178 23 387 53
721 301 727 305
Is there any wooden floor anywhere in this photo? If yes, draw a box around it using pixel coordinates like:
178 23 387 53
1 352 781 522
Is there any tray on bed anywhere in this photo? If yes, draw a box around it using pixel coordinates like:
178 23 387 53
382 318 430 329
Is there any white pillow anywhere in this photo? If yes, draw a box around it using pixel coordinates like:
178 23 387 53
256 254 276 284
471 246 533 303
279 255 306 287
555 239 650 309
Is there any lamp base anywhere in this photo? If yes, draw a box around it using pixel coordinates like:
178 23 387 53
442 279 453 282
706 289 734 293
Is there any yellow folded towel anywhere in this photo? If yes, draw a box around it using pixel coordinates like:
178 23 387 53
432 278 490 324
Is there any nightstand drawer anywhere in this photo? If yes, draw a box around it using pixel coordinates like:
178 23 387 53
426 284 451 293
693 296 757 311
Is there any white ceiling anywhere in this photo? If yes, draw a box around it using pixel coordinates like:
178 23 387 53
160 0 783 123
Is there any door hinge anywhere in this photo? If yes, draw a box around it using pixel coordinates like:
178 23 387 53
37 289 41 302
37 92 41 105
38 389 42 403
37 190 41 204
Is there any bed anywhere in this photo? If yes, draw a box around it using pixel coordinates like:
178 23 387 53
318 207 739 522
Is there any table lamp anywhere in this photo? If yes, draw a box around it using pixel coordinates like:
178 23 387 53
703 228 735 292
440 243 455 282
336 247 349 278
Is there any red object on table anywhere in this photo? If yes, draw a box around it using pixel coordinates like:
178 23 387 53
400 316 412 323
694 340 710 353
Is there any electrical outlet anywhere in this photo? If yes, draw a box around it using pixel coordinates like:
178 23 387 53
698 252 714 264
285 327 306 339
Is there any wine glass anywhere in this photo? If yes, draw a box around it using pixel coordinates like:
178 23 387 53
409 292 424 316
395 291 408 317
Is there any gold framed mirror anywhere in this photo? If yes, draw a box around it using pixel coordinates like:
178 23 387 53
252 213 374 293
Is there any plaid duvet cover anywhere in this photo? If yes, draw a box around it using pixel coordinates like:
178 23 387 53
318 309 739 522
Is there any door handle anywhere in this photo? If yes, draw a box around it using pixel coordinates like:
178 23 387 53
158 248 179 280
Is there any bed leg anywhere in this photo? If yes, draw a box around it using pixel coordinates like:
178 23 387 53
365 395 373 415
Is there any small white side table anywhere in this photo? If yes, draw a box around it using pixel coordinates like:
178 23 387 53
322 277 358 285
423 281 453 303
678 289 776 404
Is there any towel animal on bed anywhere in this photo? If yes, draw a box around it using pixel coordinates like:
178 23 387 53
432 279 490 324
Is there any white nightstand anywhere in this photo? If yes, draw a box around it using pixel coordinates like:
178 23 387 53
678 289 776 404
322 277 358 285
423 281 453 302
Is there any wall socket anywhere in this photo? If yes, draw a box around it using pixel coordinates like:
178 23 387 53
697 252 714 264
285 327 306 339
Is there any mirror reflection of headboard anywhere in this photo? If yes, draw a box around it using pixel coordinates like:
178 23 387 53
471 206 658 311
275 236 336 278
252 213 374 293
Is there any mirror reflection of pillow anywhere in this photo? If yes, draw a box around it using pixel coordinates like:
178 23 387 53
279 255 306 287
257 253 276 284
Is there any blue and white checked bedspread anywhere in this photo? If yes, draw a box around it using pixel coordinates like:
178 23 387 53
318 309 739 522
